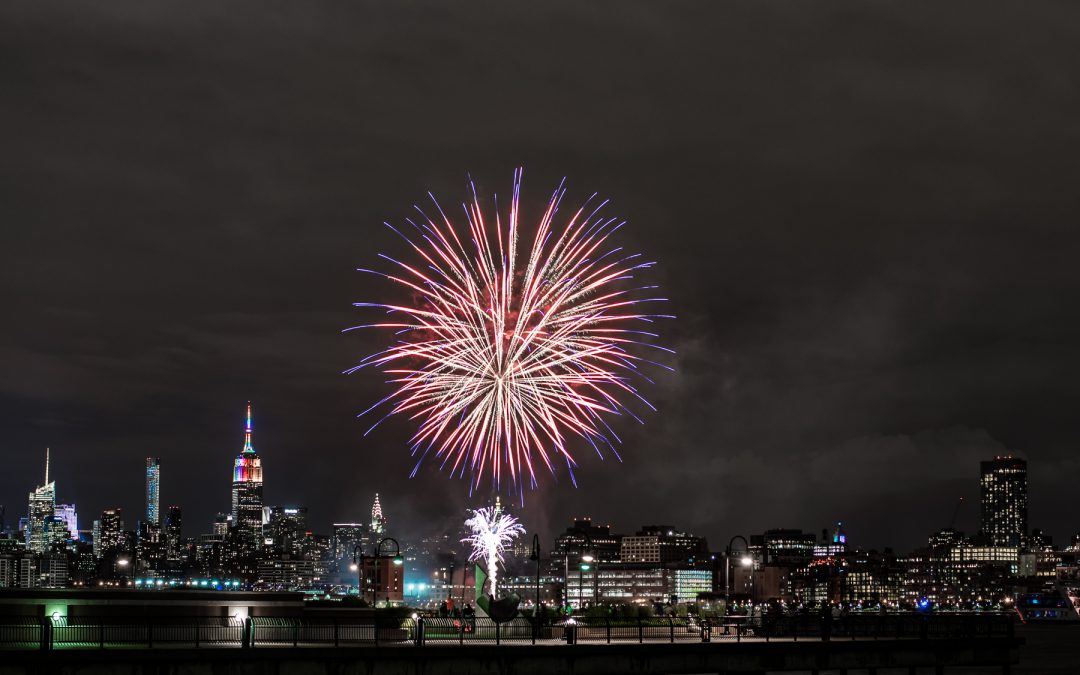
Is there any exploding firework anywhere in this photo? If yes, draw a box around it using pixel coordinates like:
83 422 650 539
463 503 524 598
347 168 672 492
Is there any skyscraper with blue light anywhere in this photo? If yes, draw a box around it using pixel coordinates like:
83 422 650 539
146 457 161 526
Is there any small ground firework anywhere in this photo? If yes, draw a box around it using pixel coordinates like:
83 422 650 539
462 503 524 598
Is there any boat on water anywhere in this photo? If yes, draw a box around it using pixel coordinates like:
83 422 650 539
1012 589 1080 624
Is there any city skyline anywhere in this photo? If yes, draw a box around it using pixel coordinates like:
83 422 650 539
5 405 1067 556
8 421 1070 614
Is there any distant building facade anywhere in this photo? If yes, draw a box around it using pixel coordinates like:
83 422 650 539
980 455 1028 547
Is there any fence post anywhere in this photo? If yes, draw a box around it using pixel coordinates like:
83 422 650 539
148 620 154 649
495 620 500 645
293 618 299 647
638 617 643 643
333 618 339 647
415 617 424 647
40 618 50 651
195 619 200 648
669 617 675 643
459 618 465 645
531 616 536 646
243 617 252 649
606 618 611 644
100 620 105 649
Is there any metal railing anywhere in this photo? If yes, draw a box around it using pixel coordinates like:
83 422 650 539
1 612 1013 650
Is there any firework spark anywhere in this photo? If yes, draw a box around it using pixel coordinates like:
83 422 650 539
463 504 524 598
346 168 672 492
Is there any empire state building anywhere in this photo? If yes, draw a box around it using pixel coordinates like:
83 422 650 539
231 402 264 559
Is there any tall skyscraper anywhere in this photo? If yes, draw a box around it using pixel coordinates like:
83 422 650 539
165 506 183 561
371 493 386 535
980 455 1028 547
26 449 56 554
231 402 264 560
146 458 161 526
97 508 124 558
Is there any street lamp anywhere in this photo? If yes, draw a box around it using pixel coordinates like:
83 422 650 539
351 545 365 601
529 535 542 615
578 560 591 611
561 530 593 611
116 557 131 583
530 534 542 639
375 537 403 607
725 535 750 610
581 552 595 607
447 558 456 606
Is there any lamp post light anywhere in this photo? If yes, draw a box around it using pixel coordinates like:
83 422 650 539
351 545 366 601
725 535 750 611
447 558 455 606
116 557 131 584
576 532 594 610
374 537 404 608
529 535 542 639
579 556 592 611
561 530 593 612
529 535 542 614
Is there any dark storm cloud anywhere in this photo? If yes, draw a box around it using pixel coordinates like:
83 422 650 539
2 0 1079 550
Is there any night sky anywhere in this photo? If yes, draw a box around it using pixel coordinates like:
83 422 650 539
3 1 1079 552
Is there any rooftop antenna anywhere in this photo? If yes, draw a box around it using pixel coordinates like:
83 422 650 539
949 497 965 529
44 447 50 485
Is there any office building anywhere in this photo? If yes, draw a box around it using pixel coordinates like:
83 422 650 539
231 402 264 561
554 517 622 566
25 449 56 554
980 455 1028 547
756 529 817 567
357 555 404 606
633 525 708 564
96 509 124 558
264 506 307 557
165 506 183 561
54 504 79 543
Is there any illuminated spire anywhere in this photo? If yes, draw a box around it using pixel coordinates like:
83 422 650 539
242 402 255 455
371 493 384 533
44 447 50 486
